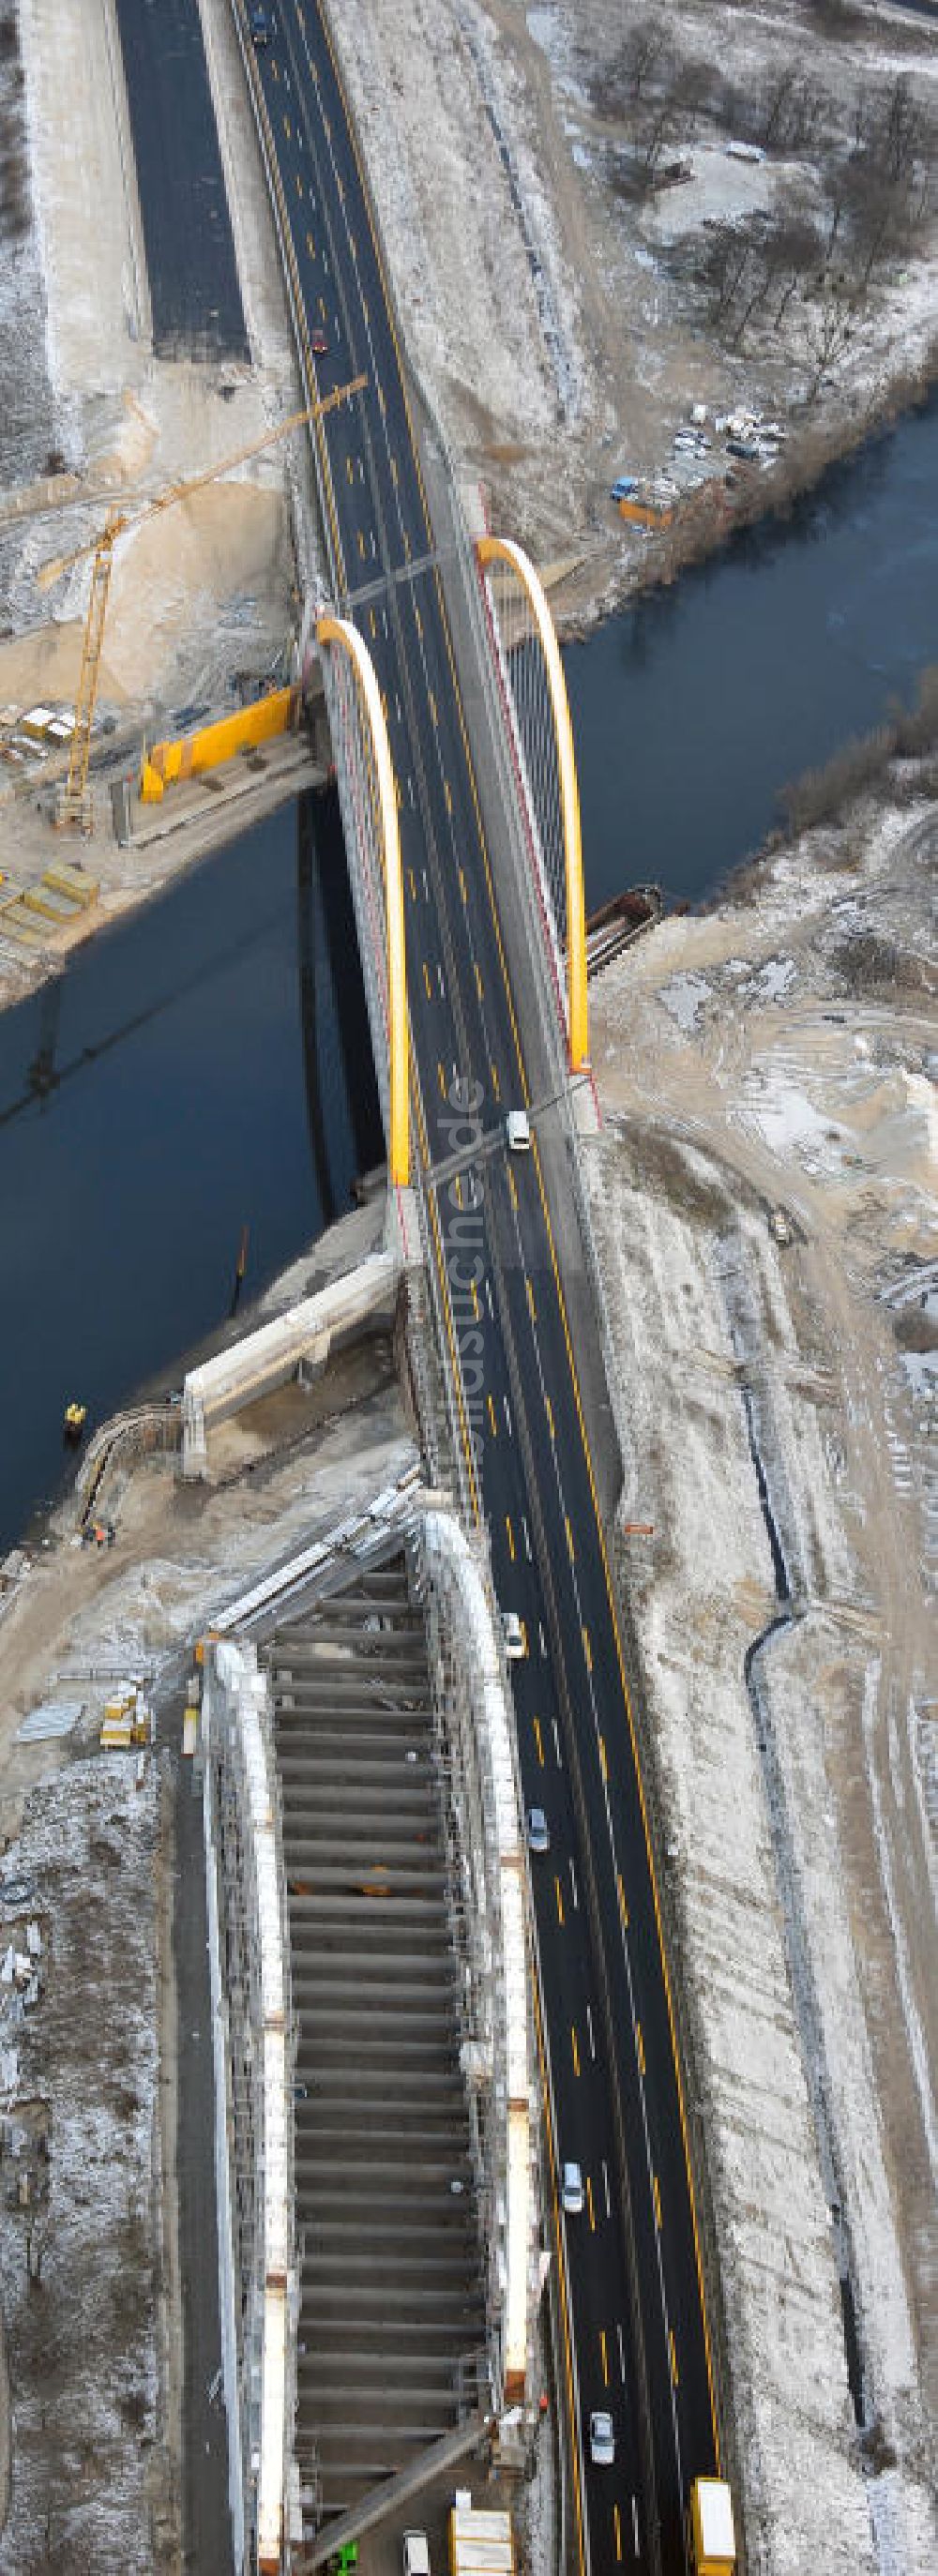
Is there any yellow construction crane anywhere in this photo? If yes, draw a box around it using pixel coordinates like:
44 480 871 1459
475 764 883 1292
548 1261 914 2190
39 376 366 831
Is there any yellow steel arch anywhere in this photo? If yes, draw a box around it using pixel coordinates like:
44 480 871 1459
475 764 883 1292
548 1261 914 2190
316 614 409 1186
477 535 588 1072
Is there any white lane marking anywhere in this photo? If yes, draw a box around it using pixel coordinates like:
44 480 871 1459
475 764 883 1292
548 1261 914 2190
437 963 446 1000
552 1716 562 1768
586 2002 596 2060
568 1855 579 1911
617 2321 626 2383
602 2158 611 2217
631 2493 640 2555
422 867 430 899
503 1393 513 1437
538 1619 548 1656
406 774 415 806
485 1276 493 1318
522 1513 533 1559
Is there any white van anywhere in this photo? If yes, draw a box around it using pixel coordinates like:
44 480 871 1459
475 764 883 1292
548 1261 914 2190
402 2534 431 2576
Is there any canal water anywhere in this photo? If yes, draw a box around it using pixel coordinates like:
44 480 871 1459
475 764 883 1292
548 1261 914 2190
2 395 936 1551
0 791 381 1555
567 393 938 910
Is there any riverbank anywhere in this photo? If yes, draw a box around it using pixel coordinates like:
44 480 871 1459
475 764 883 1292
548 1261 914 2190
0 1206 411 2565
322 0 938 629
585 776 937 2569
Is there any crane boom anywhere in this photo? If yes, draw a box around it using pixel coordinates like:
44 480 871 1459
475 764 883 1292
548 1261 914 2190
43 377 366 590
53 374 366 829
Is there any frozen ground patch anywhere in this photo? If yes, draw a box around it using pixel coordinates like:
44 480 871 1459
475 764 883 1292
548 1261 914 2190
658 968 711 1032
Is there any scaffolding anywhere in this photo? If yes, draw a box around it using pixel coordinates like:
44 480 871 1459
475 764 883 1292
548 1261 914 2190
410 1506 539 2423
202 1641 297 2576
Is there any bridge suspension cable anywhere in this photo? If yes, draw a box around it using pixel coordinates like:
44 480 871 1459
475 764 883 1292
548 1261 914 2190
316 615 409 1188
476 536 587 1072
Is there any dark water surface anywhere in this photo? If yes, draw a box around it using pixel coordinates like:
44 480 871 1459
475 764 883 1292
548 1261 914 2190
0 792 381 1553
566 395 938 910
4 399 937 1549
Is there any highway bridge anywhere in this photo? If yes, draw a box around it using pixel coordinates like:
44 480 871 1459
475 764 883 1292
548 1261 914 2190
239 4 725 2567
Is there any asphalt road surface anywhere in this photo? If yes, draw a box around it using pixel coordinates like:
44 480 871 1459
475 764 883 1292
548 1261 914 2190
249 8 724 2568
116 0 248 358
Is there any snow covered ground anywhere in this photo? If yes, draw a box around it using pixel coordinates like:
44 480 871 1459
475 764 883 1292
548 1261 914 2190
584 786 937 2570
0 1758 164 2572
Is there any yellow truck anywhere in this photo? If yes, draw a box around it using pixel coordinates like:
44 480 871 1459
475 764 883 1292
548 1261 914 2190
689 2477 736 2575
448 2496 513 2576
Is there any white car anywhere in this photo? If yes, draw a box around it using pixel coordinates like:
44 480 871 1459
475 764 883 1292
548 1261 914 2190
561 2159 583 2215
502 1610 526 1661
506 1108 531 1152
589 2408 615 2467
402 2535 431 2576
527 1806 550 1855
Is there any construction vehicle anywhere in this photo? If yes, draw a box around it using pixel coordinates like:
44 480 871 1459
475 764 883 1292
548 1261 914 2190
688 2477 736 2575
38 375 366 832
448 2495 513 2576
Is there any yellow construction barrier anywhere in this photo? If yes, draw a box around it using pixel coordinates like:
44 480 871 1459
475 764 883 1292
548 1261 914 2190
141 685 298 802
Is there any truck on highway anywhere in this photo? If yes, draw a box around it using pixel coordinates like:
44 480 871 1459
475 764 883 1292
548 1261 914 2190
688 2477 736 2574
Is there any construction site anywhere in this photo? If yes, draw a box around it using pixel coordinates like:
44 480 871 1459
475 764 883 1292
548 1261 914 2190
0 1 934 2573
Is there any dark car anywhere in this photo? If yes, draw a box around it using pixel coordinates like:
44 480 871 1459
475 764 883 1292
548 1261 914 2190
310 327 328 356
250 6 271 45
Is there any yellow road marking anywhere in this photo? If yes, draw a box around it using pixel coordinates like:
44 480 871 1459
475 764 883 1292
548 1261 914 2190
599 2325 608 2382
555 1876 565 1928
506 1514 516 1561
582 1626 593 1674
586 2173 596 2234
526 1138 721 2452
437 1061 446 1098
422 960 431 1000
491 1061 501 1102
670 2328 679 2387
598 1734 607 1783
566 1514 575 1563
545 1394 554 1439
444 777 452 815
470 1276 479 1319
571 2023 580 2075
529 1975 587 2572
458 865 467 904
475 962 484 1000
617 1872 629 1930
306 231 314 255
408 866 416 899
653 2173 662 2230
533 1715 544 1767
613 2503 622 2564
636 2024 645 2076
525 1276 537 1322
299 0 713 2485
